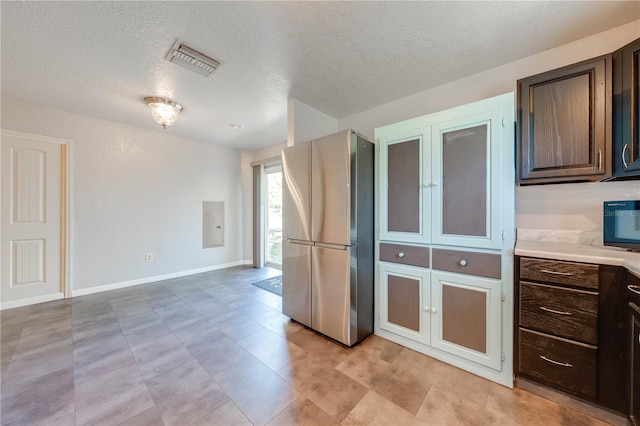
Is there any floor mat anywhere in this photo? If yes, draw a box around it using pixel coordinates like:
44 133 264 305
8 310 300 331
251 275 282 296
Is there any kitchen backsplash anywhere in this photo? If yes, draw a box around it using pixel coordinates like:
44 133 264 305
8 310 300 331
516 180 640 246
516 228 602 246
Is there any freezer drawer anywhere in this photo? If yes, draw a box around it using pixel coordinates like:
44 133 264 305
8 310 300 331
282 240 312 327
311 244 356 345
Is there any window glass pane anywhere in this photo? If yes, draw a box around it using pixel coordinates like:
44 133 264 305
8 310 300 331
265 168 282 266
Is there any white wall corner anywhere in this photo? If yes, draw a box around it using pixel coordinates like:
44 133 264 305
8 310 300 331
287 98 339 145
287 98 296 147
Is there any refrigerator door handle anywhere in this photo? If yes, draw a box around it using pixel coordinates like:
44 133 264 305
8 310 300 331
315 242 349 250
285 238 314 246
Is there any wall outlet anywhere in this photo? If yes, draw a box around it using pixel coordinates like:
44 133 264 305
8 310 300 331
145 253 153 262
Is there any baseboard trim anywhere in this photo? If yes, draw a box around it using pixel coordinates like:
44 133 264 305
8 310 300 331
71 260 247 297
1 292 65 310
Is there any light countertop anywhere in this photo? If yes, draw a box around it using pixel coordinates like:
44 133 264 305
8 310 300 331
515 239 640 276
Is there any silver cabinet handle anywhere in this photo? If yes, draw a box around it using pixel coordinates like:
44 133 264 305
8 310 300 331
397 252 405 258
540 306 572 316
629 285 640 296
459 260 467 267
540 356 572 368
540 269 573 277
623 144 630 169
598 149 602 171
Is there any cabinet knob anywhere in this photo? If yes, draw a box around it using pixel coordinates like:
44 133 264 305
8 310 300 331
431 307 437 313
397 252 405 258
459 260 467 267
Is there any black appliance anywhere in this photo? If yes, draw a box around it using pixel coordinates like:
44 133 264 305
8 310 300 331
604 200 640 251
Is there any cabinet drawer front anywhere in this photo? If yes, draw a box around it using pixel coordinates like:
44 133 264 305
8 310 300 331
520 281 598 344
519 328 597 398
432 249 501 279
520 258 598 290
380 243 429 268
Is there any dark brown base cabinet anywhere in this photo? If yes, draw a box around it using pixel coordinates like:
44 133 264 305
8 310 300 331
515 256 628 414
629 271 640 426
631 304 640 426
612 37 640 179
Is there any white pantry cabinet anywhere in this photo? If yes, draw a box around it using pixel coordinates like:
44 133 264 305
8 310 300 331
374 93 515 387
378 102 506 250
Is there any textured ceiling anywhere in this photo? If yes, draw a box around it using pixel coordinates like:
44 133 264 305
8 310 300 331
1 1 638 150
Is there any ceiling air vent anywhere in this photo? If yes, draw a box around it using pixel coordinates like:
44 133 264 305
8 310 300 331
165 40 222 77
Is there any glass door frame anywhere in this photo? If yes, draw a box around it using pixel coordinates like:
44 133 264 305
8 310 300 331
263 162 283 268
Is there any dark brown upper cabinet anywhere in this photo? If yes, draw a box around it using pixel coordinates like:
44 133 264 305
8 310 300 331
517 55 612 184
612 38 640 179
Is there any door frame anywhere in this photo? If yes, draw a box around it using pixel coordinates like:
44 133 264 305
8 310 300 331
262 161 283 268
1 129 72 308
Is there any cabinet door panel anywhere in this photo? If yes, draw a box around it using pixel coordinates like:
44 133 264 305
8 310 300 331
518 55 611 183
388 139 420 233
432 111 502 249
442 124 487 237
379 263 429 344
378 128 431 244
532 74 591 170
613 38 640 176
431 271 502 370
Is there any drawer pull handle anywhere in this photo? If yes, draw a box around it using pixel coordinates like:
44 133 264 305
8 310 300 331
629 285 640 296
540 269 573 277
539 356 573 368
397 252 405 259
540 306 572 316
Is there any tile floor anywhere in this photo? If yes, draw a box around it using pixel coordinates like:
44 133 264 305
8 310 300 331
0 266 616 425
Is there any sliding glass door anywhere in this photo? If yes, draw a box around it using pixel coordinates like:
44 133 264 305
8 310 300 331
264 163 282 267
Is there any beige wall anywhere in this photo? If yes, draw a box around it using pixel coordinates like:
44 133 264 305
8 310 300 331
338 21 639 141
337 20 640 240
2 100 244 292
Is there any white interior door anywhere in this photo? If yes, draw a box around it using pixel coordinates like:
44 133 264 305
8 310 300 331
1 131 64 307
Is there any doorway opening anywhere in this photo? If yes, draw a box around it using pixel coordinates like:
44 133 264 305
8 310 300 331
263 162 282 268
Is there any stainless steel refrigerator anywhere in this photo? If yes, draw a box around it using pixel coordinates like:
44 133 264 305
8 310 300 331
282 129 373 346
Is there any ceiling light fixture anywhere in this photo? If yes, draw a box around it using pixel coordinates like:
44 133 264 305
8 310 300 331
144 97 183 129
230 123 242 130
